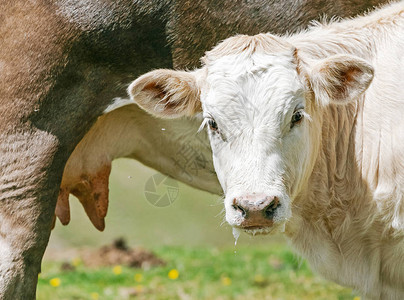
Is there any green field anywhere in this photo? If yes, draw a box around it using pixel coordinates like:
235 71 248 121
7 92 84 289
41 159 358 299
38 245 357 300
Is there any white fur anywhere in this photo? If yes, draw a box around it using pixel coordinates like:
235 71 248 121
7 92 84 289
201 52 304 230
197 3 404 299
103 97 134 114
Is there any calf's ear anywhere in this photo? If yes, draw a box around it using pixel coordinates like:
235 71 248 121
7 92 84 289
128 69 202 118
308 54 374 106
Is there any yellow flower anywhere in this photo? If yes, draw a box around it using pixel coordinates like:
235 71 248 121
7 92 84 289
90 292 99 300
72 257 81 267
221 276 232 286
134 285 144 293
112 265 122 275
254 274 265 283
38 273 41 278
353 297 361 300
49 277 61 287
134 273 143 282
168 269 179 280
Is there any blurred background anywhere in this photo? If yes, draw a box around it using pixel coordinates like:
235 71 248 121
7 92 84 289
47 158 284 250
40 160 355 299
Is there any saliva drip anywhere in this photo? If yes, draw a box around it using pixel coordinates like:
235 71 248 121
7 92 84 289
232 227 241 254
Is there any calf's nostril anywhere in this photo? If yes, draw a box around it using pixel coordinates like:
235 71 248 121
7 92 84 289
264 198 280 219
232 204 247 217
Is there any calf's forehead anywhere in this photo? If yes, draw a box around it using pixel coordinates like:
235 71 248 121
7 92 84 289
202 52 304 119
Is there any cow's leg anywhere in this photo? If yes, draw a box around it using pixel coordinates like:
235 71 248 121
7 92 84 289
0 129 63 299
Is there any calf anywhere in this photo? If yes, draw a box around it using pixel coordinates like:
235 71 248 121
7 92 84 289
130 2 404 298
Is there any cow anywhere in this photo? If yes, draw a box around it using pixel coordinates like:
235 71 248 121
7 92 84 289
0 0 390 298
129 2 404 299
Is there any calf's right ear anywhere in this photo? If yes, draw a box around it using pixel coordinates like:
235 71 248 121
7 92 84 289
308 54 374 106
128 69 202 118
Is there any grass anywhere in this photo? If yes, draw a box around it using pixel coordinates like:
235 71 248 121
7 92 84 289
38 245 357 300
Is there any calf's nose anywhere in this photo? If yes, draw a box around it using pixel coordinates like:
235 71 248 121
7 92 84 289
232 195 279 228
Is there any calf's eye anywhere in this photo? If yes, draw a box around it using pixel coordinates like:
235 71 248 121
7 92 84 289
208 119 219 131
291 110 304 128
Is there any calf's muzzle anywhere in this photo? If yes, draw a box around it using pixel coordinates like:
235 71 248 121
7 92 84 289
232 194 279 228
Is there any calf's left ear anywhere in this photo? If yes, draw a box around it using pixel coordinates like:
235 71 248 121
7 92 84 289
128 69 202 118
308 54 374 106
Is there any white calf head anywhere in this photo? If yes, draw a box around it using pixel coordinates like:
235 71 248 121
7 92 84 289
129 34 373 235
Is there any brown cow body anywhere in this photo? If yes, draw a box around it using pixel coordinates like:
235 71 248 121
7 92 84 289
0 1 388 298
